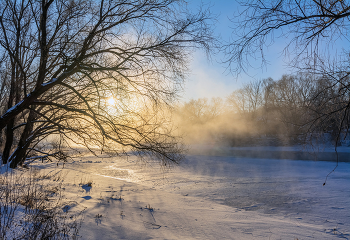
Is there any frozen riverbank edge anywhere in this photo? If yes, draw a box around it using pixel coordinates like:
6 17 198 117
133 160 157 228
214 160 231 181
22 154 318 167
189 145 350 162
1 146 349 239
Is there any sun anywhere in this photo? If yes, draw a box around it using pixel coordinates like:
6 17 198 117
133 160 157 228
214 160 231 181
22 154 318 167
107 97 115 106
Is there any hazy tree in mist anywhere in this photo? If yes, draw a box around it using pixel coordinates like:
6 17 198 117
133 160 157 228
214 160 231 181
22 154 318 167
0 0 215 168
177 97 224 125
226 89 248 115
225 0 350 144
176 73 347 147
226 81 263 115
225 74 313 145
174 97 226 144
309 73 350 145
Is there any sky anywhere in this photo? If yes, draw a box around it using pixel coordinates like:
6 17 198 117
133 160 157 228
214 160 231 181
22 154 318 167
180 1 292 101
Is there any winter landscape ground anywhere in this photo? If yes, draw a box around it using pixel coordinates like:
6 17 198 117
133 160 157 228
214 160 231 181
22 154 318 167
2 146 348 239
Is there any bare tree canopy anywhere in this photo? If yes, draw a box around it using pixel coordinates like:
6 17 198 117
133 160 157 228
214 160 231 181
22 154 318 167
226 0 350 73
225 0 350 148
0 0 215 168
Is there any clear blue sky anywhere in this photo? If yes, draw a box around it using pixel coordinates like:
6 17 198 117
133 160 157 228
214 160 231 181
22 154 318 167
181 1 292 101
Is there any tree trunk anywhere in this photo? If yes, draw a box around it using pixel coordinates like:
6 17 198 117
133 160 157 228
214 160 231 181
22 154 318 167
9 110 35 168
2 59 17 164
2 120 14 164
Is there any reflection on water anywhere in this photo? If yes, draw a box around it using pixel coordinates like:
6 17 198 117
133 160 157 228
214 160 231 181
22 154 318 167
94 164 141 183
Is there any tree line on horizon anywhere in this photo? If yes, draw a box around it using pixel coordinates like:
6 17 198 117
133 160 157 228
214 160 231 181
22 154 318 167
175 72 350 147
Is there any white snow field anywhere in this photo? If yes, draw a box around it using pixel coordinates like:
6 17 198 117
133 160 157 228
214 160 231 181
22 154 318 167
26 147 350 239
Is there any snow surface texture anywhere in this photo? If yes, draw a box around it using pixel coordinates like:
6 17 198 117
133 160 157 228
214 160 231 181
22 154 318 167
10 149 350 240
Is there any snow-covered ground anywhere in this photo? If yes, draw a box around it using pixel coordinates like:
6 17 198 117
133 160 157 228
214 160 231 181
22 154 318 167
23 148 350 240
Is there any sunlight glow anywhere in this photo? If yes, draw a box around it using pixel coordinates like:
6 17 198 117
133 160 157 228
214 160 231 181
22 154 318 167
107 97 115 106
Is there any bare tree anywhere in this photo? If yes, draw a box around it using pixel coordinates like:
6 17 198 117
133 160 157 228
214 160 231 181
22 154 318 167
226 89 248 115
226 0 350 72
307 71 350 145
0 0 214 168
225 0 350 145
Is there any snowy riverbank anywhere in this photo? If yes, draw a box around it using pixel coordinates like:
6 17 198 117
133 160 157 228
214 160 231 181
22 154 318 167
1 147 349 239
24 150 350 239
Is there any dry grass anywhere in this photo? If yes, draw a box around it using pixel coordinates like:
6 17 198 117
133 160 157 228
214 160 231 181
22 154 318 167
0 166 82 239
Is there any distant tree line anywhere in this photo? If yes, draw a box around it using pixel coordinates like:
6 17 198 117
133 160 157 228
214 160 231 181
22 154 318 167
175 73 350 147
